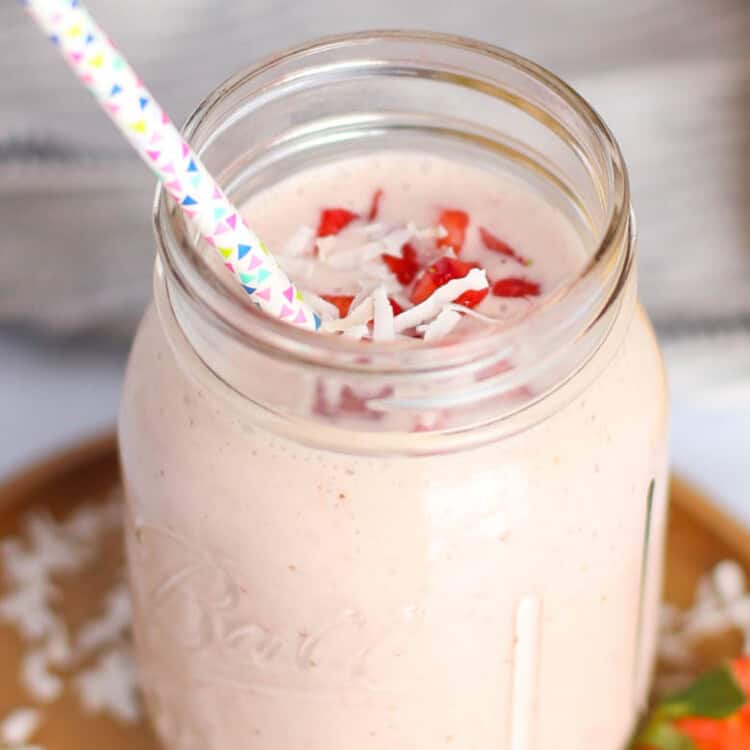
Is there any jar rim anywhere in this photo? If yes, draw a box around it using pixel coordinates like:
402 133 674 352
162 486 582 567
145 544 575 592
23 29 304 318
154 30 632 376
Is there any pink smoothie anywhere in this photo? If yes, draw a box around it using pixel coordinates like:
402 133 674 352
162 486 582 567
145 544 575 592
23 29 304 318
119 151 668 750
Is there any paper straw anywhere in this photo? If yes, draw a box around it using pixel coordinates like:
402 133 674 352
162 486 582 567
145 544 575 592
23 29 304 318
20 0 321 331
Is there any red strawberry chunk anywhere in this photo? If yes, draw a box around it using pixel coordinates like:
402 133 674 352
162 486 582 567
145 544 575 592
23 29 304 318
437 209 469 252
674 717 727 750
322 294 354 318
674 715 750 750
382 243 419 285
455 287 489 308
410 256 482 306
367 189 383 221
492 277 541 298
410 272 438 305
317 208 358 237
388 297 404 315
479 227 531 266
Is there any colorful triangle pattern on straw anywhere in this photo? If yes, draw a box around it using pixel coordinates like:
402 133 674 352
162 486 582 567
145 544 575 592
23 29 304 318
22 0 320 332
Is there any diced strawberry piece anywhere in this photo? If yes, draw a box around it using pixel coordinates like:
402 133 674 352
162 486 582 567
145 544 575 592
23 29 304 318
674 717 728 750
367 189 383 221
492 277 541 298
322 294 354 318
455 288 489 309
388 297 404 315
410 273 438 305
410 256 478 305
479 227 530 266
382 243 420 285
317 208 358 237
437 209 469 252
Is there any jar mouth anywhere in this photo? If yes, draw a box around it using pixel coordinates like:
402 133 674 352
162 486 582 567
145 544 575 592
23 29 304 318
154 30 631 376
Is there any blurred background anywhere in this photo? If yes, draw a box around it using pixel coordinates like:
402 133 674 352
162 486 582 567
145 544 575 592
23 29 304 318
1 0 748 517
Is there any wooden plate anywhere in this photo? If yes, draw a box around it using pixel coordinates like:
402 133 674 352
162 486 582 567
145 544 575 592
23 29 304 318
0 434 749 749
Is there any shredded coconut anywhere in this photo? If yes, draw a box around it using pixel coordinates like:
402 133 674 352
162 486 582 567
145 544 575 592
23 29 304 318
324 241 384 270
0 490 139 725
0 583 60 642
44 624 73 668
406 222 448 240
75 645 140 724
381 227 413 255
393 268 488 333
319 224 412 270
301 290 340 321
363 222 386 237
360 262 403 293
21 648 64 703
24 512 91 574
322 296 374 333
419 308 463 342
341 324 371 340
77 583 131 655
445 303 506 324
282 225 315 257
0 708 41 745
372 285 395 342
713 560 746 605
314 235 338 260
350 281 379 312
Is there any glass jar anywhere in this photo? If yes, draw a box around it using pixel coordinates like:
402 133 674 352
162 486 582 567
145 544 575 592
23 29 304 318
119 32 668 750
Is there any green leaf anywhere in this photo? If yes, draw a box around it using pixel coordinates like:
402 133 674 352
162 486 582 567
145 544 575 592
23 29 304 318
634 719 695 750
661 664 746 719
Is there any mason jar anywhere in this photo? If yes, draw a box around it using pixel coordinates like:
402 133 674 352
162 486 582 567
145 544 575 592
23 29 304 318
118 31 669 750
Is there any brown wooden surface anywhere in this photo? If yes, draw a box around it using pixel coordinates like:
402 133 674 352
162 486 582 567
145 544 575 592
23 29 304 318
0 436 749 748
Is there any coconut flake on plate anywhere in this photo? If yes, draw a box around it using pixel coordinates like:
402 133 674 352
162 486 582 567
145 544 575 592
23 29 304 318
712 559 746 605
21 647 64 703
25 512 92 574
282 225 316 257
372 285 395 342
393 268 488 333
75 646 141 724
418 308 462 342
77 583 131 655
44 624 73 668
655 558 750 696
0 707 42 746
0 584 59 642
62 504 105 544
0 539 51 588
